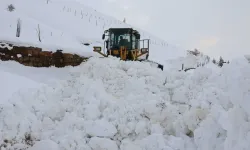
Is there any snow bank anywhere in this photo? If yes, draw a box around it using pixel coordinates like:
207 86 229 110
1 57 249 150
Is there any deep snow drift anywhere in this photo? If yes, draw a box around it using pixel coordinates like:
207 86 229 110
1 57 250 150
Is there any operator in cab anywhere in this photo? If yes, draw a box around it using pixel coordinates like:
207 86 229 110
119 36 129 47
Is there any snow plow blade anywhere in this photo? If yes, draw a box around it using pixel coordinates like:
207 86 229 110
138 59 164 71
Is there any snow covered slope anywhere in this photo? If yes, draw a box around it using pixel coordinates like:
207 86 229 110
0 0 186 64
1 57 250 150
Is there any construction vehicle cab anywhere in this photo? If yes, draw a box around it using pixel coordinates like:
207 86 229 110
94 28 149 61
103 28 140 50
93 28 163 70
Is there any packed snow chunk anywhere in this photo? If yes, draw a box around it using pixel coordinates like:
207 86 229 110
221 107 250 150
83 104 101 120
150 123 164 134
44 102 65 121
139 134 167 150
84 119 117 137
117 122 137 138
183 107 209 131
9 143 29 150
172 107 209 137
88 137 118 150
120 139 142 150
135 120 150 138
166 135 197 150
42 117 55 130
142 101 165 122
27 140 59 150
54 133 90 150
194 116 226 150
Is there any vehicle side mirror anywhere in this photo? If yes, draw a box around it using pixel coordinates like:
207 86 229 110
102 34 105 40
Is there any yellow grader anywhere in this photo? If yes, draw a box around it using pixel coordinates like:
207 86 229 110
93 28 163 70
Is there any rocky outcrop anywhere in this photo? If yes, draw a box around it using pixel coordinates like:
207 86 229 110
0 42 89 67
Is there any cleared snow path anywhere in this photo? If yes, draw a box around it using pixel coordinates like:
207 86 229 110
0 61 72 84
0 69 42 103
1 57 250 150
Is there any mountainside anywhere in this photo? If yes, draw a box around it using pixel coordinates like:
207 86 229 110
0 0 186 66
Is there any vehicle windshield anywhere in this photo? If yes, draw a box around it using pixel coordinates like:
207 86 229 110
109 30 132 50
